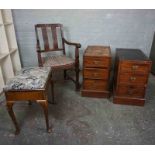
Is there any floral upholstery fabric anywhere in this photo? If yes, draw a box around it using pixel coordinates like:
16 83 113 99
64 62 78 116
4 67 51 91
43 55 75 70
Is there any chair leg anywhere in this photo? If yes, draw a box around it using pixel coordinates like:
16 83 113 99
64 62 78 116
51 80 55 104
75 69 80 91
6 101 20 135
38 100 51 133
28 100 32 105
64 70 67 80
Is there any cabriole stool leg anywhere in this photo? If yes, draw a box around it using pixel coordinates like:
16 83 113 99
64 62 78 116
51 80 55 104
6 101 20 135
38 100 51 133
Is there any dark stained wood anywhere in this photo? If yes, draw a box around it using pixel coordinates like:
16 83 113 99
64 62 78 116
84 46 111 57
113 96 145 106
51 26 58 49
149 32 155 74
116 48 149 61
113 48 152 106
120 61 151 74
6 101 20 135
37 48 64 53
75 46 80 90
62 38 81 48
5 91 45 101
84 57 111 68
41 27 50 50
35 23 81 90
38 100 50 133
84 68 109 80
35 23 62 28
83 79 108 91
84 46 111 68
35 24 64 52
4 70 53 135
37 52 43 67
82 90 110 98
81 46 111 98
118 73 148 85
115 85 145 98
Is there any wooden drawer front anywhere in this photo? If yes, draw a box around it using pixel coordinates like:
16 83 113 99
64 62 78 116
116 85 145 98
120 62 150 74
84 57 110 68
119 73 148 85
83 79 108 91
84 68 109 80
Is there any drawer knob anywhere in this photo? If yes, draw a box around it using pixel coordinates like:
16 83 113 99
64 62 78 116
130 77 136 81
132 65 138 70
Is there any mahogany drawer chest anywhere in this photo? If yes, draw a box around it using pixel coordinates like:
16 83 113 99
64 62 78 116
113 48 152 106
81 46 111 98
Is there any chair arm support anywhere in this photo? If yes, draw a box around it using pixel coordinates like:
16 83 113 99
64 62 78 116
36 43 43 67
62 38 81 48
36 39 41 51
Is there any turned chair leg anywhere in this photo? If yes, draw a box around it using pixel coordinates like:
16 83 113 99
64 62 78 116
75 69 80 91
64 70 67 80
6 101 20 135
28 100 32 105
38 100 51 133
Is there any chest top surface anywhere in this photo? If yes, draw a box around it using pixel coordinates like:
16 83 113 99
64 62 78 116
116 48 150 61
84 46 111 57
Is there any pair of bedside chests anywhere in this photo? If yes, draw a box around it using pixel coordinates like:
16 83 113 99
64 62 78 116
81 46 152 106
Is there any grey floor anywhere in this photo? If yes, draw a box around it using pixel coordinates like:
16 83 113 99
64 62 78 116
0 73 155 145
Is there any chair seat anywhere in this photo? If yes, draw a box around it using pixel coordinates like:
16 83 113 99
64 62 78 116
43 55 75 70
4 67 51 91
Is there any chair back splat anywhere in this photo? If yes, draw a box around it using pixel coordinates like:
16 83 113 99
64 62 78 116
35 24 65 53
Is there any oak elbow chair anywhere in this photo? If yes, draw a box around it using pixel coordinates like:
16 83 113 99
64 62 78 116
35 24 81 92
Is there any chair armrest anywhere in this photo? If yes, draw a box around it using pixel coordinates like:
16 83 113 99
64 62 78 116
62 38 81 48
63 38 80 66
36 49 42 53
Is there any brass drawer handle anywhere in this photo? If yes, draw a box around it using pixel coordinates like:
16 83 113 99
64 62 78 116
93 73 98 76
93 61 100 65
130 77 136 81
131 65 138 70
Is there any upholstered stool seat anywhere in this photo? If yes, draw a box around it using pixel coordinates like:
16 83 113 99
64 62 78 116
4 67 53 135
43 55 75 70
4 67 51 90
